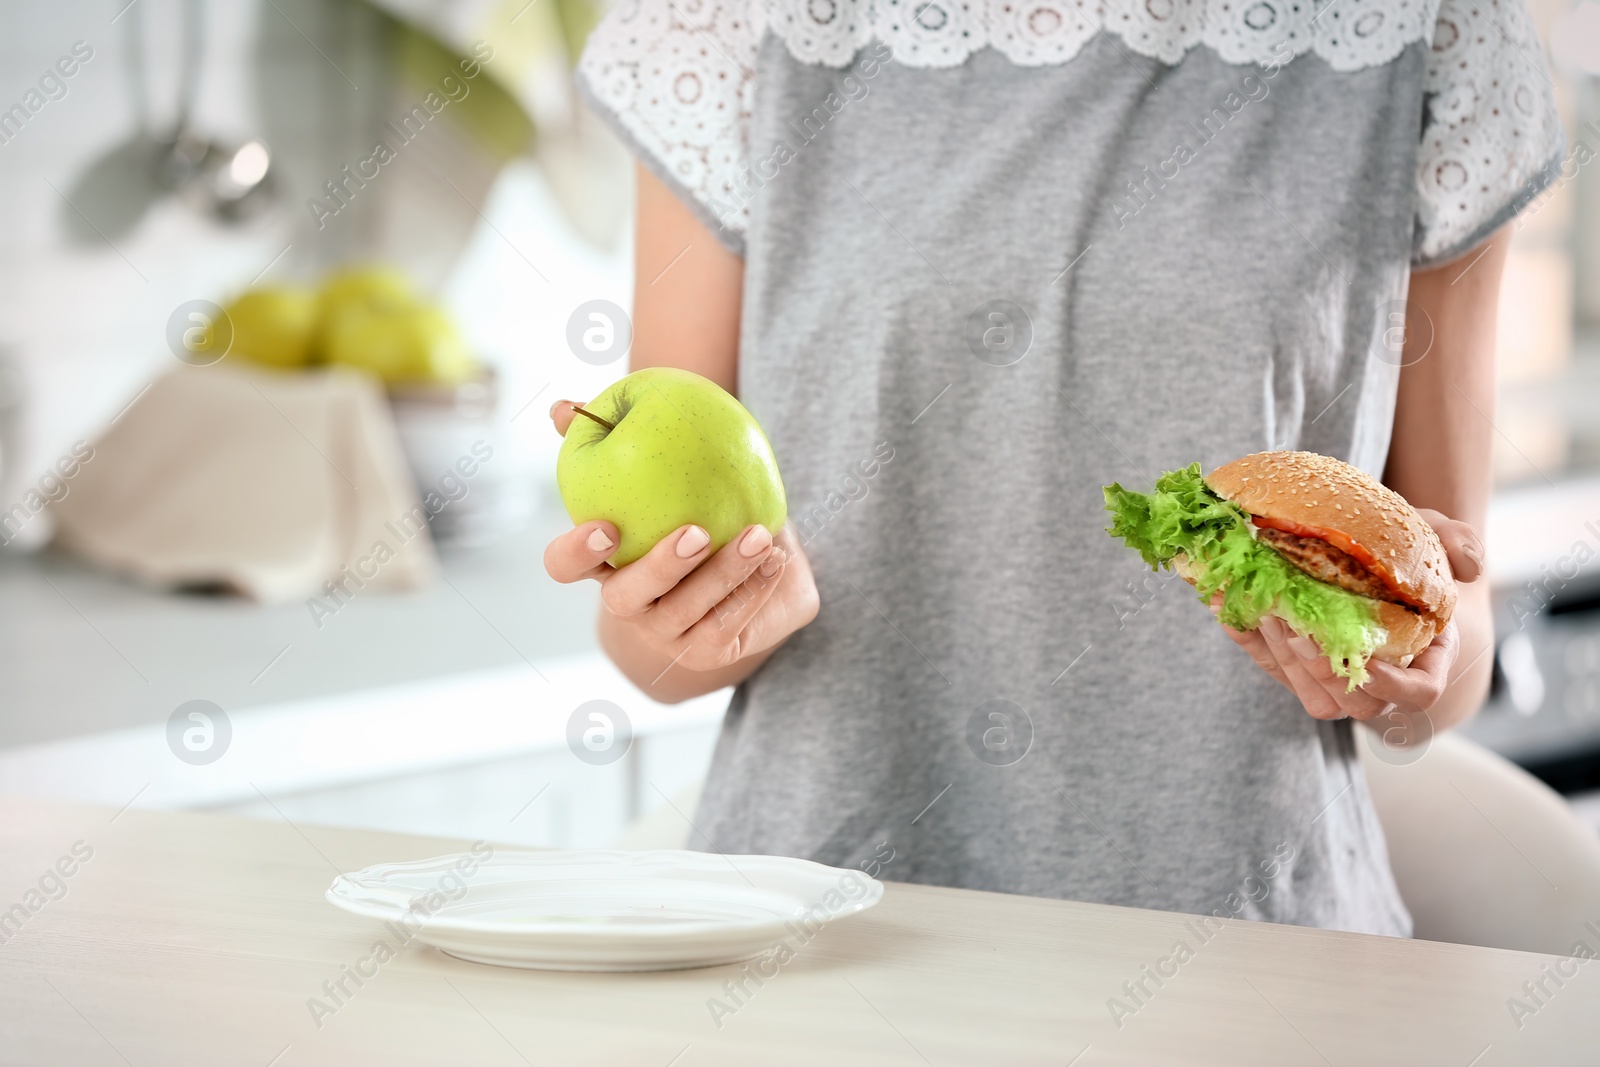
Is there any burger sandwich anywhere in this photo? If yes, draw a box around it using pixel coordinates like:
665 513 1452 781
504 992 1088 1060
1103 451 1456 687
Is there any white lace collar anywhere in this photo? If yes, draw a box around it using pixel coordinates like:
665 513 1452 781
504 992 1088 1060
766 0 1439 72
577 0 1563 264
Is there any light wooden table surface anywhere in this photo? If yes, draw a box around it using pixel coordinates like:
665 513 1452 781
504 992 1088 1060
1 794 1594 1066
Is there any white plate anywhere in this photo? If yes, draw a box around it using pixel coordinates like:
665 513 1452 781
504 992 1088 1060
326 849 884 971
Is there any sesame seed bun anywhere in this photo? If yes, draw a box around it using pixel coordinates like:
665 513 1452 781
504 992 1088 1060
1197 451 1454 663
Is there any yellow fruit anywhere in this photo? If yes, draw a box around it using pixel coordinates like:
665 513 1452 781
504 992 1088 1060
223 287 319 369
315 266 413 360
318 265 414 316
322 300 477 386
314 265 475 385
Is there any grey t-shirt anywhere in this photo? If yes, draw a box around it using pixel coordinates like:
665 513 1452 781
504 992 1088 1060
577 0 1562 935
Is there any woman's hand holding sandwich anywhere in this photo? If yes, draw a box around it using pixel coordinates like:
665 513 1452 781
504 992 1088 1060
1214 508 1484 722
1205 230 1508 732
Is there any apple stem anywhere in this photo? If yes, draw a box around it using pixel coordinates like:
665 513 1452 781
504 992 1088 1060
569 404 615 432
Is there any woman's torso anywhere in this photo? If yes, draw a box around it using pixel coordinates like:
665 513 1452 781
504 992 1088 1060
577 0 1561 934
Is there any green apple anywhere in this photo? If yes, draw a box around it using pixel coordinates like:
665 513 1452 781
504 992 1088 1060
557 367 787 566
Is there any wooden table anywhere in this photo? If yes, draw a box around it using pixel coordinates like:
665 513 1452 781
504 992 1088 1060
1 795 1594 1066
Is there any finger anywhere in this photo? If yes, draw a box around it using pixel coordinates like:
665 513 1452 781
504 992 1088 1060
1275 653 1347 719
543 520 621 584
1212 601 1291 689
1416 508 1483 583
1222 622 1288 680
645 526 780 639
549 399 581 437
1282 633 1390 718
1256 618 1346 719
1411 616 1461 675
674 550 791 669
600 524 715 617
1359 619 1459 711
734 528 820 655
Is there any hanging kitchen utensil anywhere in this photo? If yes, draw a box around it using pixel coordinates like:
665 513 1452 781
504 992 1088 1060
160 0 275 221
58 4 166 244
60 0 273 242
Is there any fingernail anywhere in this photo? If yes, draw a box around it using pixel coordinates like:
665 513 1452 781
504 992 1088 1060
677 526 710 558
739 526 773 558
1290 636 1319 661
550 400 571 418
587 528 615 553
1462 539 1484 567
758 547 788 579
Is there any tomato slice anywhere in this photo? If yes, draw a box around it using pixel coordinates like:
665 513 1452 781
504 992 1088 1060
1249 514 1421 609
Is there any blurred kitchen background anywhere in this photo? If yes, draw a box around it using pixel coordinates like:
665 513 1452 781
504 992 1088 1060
0 0 1598 849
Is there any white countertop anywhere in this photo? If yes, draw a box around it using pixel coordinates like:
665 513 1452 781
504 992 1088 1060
0 508 595 750
3 795 1595 1066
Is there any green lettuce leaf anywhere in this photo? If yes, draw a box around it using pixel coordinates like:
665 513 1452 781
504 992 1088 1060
1103 463 1386 688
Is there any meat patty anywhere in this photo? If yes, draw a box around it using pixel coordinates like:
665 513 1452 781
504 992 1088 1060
1255 526 1413 609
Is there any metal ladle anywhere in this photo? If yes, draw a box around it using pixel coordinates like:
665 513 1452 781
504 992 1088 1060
160 0 275 221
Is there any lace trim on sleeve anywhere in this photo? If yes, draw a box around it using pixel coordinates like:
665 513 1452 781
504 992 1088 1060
577 0 766 251
1413 0 1564 266
577 0 1559 257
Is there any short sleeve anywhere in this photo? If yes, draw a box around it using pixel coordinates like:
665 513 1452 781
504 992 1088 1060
575 0 761 255
1413 0 1565 268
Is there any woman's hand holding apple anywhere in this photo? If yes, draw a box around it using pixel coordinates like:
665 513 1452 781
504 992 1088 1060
543 400 820 697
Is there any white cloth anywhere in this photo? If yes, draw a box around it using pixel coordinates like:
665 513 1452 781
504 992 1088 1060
49 365 437 604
